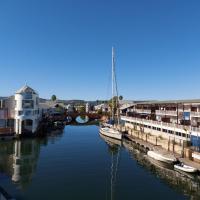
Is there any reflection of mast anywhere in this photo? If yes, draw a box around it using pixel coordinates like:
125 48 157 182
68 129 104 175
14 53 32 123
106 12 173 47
110 144 121 200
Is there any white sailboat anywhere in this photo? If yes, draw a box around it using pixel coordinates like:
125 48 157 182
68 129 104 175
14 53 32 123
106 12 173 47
99 47 122 140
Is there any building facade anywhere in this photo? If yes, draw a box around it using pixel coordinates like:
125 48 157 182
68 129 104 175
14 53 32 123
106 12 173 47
120 100 200 148
0 85 41 135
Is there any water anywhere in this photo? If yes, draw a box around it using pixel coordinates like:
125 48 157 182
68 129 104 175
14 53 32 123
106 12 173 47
0 125 199 200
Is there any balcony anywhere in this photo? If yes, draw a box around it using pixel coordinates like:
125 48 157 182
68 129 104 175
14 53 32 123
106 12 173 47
135 109 151 114
156 110 177 116
121 116 190 131
191 112 200 118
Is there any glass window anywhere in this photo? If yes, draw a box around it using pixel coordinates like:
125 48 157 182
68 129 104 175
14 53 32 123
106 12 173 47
22 100 34 109
18 111 23 115
36 97 39 105
25 110 32 116
24 93 32 99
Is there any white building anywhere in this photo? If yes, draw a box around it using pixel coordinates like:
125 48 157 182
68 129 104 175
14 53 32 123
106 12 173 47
14 85 41 135
85 103 90 113
94 103 109 112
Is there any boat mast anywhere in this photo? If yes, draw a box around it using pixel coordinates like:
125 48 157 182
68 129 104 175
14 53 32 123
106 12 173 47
112 47 115 121
111 47 119 124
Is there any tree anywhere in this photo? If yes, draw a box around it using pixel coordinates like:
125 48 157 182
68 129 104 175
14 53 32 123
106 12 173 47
108 96 118 115
51 95 57 102
119 95 123 100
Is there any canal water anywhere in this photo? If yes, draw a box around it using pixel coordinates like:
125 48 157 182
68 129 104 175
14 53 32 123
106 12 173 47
0 125 199 200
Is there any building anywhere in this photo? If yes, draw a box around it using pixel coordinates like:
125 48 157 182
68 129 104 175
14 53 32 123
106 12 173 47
0 85 42 135
120 99 200 149
85 102 90 113
94 103 110 112
14 85 41 135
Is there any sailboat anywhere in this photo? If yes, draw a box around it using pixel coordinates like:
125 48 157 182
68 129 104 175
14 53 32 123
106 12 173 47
99 47 122 140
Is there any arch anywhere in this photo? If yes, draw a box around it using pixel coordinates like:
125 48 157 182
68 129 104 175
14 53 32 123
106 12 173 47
75 115 89 124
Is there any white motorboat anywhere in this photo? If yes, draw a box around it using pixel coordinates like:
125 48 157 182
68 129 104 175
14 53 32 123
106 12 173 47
174 163 198 173
147 150 177 164
100 127 122 140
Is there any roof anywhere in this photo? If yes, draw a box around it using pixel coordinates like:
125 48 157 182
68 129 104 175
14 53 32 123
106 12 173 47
15 85 38 94
135 99 200 105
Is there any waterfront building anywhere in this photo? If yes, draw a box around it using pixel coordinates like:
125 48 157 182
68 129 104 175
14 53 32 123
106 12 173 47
120 100 200 149
85 102 90 113
14 85 41 135
0 85 42 135
94 103 110 112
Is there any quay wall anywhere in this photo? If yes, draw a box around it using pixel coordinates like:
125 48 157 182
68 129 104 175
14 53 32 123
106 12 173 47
116 123 184 156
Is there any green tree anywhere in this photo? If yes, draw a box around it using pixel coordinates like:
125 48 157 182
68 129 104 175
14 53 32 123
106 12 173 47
119 95 123 100
51 95 57 101
108 96 119 115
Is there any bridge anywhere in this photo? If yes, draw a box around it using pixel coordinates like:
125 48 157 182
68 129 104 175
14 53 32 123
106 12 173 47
65 112 101 124
47 111 103 125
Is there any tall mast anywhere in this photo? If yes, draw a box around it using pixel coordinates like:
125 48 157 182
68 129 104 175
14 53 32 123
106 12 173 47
112 47 115 120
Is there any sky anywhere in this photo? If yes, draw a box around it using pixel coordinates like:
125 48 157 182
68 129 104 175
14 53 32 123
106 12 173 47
0 0 200 101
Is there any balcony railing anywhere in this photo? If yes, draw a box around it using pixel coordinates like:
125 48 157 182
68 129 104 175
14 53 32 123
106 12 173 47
121 116 193 132
135 109 151 114
155 110 177 116
191 112 200 117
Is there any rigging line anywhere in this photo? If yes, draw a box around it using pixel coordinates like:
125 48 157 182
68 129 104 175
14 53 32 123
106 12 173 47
106 64 112 101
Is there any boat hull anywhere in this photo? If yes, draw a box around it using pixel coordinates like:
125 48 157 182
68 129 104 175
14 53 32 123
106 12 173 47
147 151 177 164
174 164 198 173
100 127 122 140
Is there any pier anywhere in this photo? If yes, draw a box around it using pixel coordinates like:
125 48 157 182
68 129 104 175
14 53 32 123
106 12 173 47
116 125 200 170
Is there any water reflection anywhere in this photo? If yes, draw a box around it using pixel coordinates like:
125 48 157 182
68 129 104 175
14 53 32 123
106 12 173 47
122 139 200 199
0 139 40 189
0 130 64 190
99 134 121 200
75 115 89 124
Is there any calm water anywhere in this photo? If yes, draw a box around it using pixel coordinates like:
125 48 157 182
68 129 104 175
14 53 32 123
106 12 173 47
0 125 199 200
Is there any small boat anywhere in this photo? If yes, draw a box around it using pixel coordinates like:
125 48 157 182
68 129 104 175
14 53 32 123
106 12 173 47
147 150 177 164
100 127 122 140
174 163 198 173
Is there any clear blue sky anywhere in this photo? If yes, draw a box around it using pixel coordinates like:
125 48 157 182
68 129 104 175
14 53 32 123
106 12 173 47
0 0 200 100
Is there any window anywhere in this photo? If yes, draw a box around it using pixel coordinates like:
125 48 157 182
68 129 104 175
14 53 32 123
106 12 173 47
24 93 32 99
182 133 186 137
22 100 34 109
25 110 32 116
36 97 39 105
168 130 173 134
18 111 23 115
157 128 161 131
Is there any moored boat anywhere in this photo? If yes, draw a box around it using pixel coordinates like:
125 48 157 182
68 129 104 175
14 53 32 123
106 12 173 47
147 150 177 164
100 127 122 140
99 47 122 140
174 163 198 173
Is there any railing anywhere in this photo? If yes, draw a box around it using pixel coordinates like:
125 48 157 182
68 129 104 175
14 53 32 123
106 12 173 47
135 109 151 114
155 110 177 116
191 112 200 117
191 126 200 133
121 116 190 131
